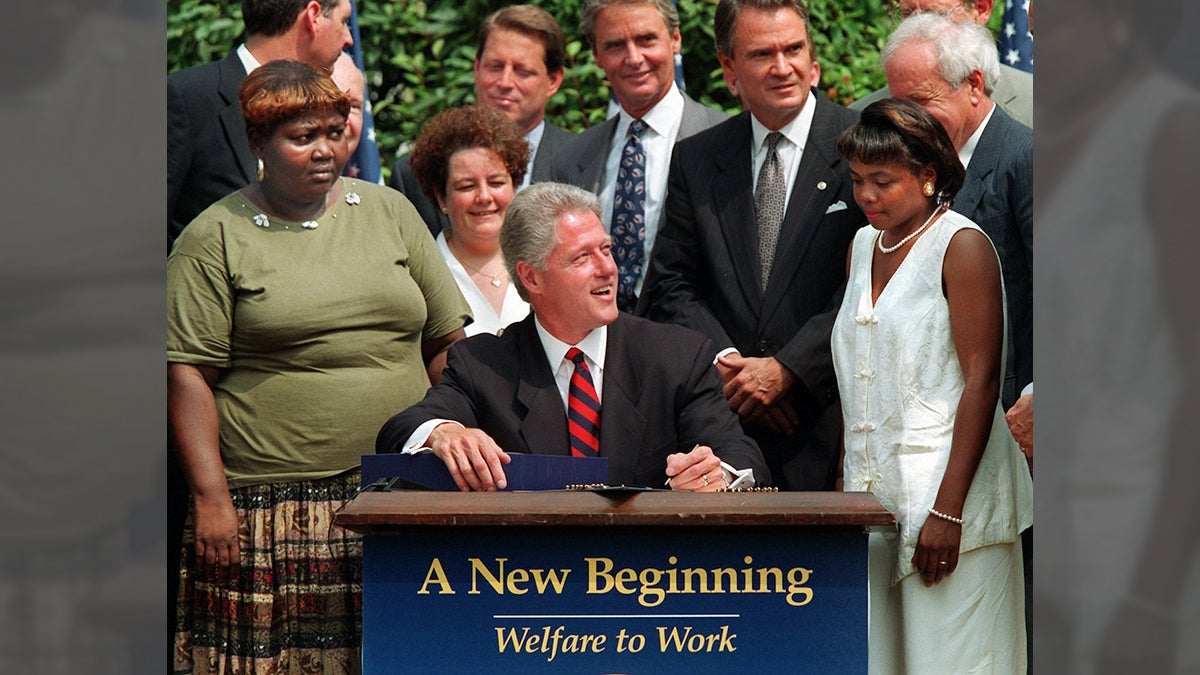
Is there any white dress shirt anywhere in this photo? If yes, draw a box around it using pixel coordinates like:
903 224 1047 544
534 319 608 409
749 90 818 217
236 43 260 74
958 101 996 170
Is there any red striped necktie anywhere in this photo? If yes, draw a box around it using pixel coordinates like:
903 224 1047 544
566 347 601 457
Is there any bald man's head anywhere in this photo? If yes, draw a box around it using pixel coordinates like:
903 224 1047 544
330 52 365 153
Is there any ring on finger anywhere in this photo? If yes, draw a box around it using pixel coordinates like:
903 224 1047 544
702 474 709 486
938 561 948 566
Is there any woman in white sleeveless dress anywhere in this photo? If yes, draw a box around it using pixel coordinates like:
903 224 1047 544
832 99 1033 673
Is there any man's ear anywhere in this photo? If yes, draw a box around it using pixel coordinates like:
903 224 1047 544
965 69 986 104
515 260 542 298
546 68 564 98
970 0 996 25
302 1 323 34
718 52 739 98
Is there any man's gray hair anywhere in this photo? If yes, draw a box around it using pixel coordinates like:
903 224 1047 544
714 0 812 59
579 0 680 48
500 182 602 302
882 12 1000 96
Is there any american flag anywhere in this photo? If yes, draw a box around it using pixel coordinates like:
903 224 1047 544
343 0 383 184
997 0 1033 73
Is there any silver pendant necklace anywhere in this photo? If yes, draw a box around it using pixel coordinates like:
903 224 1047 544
452 245 506 288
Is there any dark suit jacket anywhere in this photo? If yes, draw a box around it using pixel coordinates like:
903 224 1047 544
376 313 770 488
548 93 729 192
637 94 864 491
952 106 1033 408
167 50 255 252
388 120 574 237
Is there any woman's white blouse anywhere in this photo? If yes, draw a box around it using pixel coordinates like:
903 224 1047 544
831 210 1033 585
437 231 529 337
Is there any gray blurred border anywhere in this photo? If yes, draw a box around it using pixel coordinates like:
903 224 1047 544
9 0 1200 672
1035 0 1200 672
0 2 165 673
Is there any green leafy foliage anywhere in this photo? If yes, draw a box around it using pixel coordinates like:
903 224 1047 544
168 0 897 181
810 0 896 106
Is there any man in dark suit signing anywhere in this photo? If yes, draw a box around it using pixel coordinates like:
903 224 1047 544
549 0 728 313
638 0 865 492
389 5 574 236
376 182 769 492
167 0 353 251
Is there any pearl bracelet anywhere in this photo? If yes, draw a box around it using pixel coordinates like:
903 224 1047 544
928 507 964 525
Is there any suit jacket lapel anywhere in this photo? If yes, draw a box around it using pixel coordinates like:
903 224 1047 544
762 95 846 315
218 52 255 184
531 122 570 181
712 114 766 311
574 117 619 193
678 94 714 139
952 108 1009 216
512 316 571 456
598 316 646 481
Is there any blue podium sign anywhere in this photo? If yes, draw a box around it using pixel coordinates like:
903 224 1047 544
338 491 892 673
362 525 868 673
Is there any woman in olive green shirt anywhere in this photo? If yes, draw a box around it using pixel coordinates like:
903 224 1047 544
167 61 469 674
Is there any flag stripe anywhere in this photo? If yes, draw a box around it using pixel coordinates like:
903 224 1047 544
344 0 382 183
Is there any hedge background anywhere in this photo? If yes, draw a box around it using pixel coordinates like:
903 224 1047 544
167 1 1004 182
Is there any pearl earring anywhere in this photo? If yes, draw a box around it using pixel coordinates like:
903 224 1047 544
922 181 935 197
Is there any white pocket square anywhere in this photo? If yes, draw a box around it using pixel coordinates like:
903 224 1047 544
825 200 848 214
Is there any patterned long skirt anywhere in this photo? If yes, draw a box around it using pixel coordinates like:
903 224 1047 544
173 470 363 674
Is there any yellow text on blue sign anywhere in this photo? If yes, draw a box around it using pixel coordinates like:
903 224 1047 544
418 555 814 608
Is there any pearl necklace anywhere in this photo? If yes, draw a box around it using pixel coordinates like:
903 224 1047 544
876 204 944 254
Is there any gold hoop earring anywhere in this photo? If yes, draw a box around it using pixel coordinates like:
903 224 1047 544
257 158 265 182
922 181 935 197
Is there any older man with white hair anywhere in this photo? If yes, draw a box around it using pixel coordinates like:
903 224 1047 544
852 0 1032 128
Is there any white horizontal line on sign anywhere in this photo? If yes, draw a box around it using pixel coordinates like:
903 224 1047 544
493 614 741 619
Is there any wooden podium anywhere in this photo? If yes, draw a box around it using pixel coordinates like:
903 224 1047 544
337 490 893 674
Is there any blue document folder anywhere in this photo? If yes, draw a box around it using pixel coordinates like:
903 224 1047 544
360 452 609 491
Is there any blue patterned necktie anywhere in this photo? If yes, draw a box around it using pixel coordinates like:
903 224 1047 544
755 131 786 291
566 348 601 457
610 118 648 313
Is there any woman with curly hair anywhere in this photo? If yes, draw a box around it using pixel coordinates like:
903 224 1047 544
410 105 532 336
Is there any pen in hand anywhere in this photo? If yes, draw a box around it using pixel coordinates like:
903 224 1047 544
665 444 702 487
